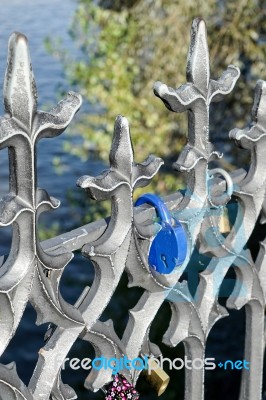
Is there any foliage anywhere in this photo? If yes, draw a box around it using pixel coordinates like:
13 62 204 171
47 0 265 205
63 0 265 175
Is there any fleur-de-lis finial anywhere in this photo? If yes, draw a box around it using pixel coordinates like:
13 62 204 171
229 79 266 199
230 80 266 149
0 31 83 357
72 116 163 392
77 115 163 198
154 18 240 171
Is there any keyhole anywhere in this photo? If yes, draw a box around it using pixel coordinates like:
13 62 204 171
161 254 168 269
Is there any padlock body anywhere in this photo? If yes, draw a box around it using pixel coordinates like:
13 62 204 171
135 193 187 274
148 220 186 274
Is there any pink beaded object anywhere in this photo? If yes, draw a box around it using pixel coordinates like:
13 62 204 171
105 374 139 400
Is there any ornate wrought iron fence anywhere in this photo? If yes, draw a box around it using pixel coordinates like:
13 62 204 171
0 17 265 400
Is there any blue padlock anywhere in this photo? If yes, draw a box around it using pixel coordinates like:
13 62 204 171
135 193 187 274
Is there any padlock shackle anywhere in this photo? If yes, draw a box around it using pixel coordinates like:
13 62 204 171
135 193 172 225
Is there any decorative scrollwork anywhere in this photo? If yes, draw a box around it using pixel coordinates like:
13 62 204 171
0 31 83 360
0 17 265 400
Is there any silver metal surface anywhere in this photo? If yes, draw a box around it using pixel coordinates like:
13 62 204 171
0 17 265 400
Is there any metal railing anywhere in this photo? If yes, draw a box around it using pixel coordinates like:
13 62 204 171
0 17 265 400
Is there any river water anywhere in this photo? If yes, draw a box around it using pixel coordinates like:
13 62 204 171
0 0 104 221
